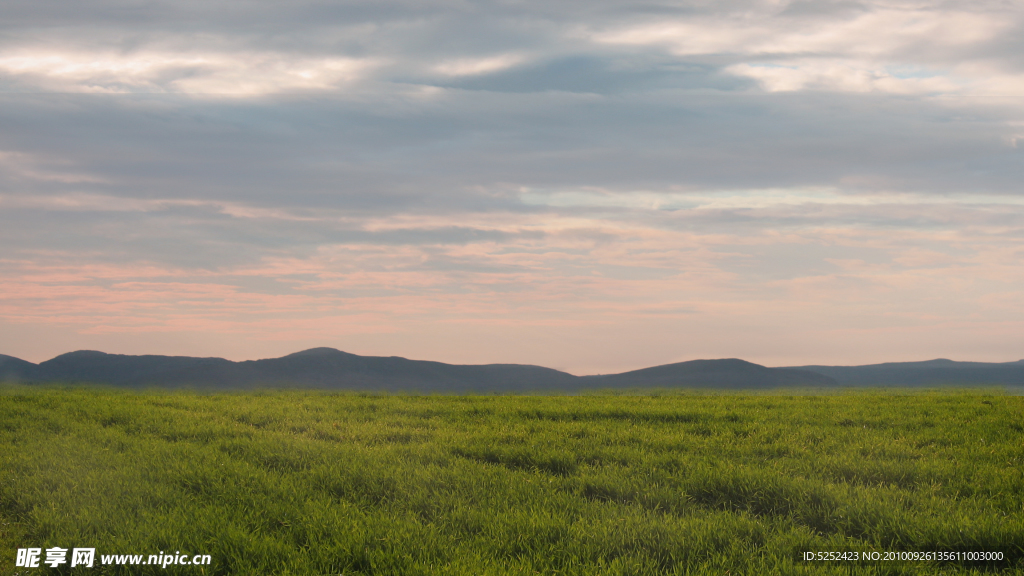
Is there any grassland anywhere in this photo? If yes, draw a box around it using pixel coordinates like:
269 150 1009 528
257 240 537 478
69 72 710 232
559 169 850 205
1 387 1022 575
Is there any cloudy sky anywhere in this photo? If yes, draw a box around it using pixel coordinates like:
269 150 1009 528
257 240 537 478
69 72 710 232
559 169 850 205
2 0 1023 373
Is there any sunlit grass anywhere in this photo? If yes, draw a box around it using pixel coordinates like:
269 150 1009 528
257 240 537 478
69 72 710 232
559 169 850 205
1 387 1022 574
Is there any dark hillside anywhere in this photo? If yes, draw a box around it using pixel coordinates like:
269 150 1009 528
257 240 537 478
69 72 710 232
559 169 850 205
789 359 1024 387
582 358 836 388
241 347 581 392
12 348 581 392
7 349 1024 390
0 354 41 382
37 351 243 387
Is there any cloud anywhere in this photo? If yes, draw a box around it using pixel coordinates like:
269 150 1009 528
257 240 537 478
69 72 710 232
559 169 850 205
432 54 527 77
592 6 1008 57
1 0 1023 369
0 51 378 95
724 60 963 94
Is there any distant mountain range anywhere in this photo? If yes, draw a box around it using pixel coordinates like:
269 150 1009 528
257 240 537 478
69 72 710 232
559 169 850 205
791 359 1024 387
2 348 1023 392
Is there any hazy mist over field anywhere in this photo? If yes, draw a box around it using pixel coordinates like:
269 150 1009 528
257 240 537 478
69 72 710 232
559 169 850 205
2 0 1023 373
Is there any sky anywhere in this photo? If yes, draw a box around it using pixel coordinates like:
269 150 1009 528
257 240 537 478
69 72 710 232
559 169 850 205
1 0 1023 374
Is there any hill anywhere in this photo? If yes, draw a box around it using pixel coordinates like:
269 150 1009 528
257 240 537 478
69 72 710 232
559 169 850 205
1 349 836 391
0 354 40 382
788 359 1024 387
580 359 834 389
9 349 1024 391
18 348 579 393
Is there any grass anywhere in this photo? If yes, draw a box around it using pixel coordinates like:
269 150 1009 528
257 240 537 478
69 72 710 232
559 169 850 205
1 387 1022 575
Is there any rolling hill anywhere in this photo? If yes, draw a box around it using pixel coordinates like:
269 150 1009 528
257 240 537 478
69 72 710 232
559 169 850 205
787 358 1024 387
4 349 1024 391
0 348 832 391
579 358 834 389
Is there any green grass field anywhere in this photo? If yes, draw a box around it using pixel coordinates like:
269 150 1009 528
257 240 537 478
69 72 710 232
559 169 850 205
1 388 1022 575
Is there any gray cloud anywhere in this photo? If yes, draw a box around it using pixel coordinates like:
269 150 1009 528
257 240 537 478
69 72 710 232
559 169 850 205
3 0 1024 367
2 86 1019 213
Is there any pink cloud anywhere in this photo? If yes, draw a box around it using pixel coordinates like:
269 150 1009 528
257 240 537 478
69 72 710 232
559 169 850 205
3 200 1024 371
